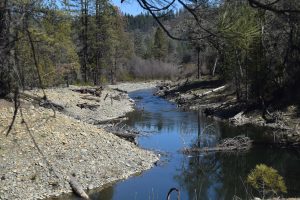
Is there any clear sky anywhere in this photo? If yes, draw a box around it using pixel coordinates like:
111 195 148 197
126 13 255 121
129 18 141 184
112 0 146 15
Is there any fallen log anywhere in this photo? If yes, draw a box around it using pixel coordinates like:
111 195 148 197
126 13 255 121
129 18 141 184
182 135 252 154
104 124 139 144
69 176 90 200
112 132 137 144
104 93 109 101
72 87 103 97
112 88 127 94
112 94 123 101
39 99 64 111
19 92 64 111
93 116 128 125
76 103 99 110
194 85 228 98
81 95 101 102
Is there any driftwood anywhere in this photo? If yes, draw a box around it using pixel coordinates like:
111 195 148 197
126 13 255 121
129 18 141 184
104 93 109 101
76 103 99 110
104 124 139 144
112 94 122 101
204 100 248 119
93 116 128 125
112 88 127 94
194 85 228 98
18 92 64 111
39 99 64 111
69 176 90 200
112 132 137 143
72 87 103 97
182 135 252 154
80 95 101 102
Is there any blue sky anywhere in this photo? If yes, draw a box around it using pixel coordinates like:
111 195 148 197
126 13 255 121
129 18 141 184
112 0 146 15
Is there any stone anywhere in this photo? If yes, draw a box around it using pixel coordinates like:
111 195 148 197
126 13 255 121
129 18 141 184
0 84 159 200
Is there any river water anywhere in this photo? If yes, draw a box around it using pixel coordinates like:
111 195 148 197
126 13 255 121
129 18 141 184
71 89 300 199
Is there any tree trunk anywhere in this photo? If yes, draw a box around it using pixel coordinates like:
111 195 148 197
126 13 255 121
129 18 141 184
84 0 88 83
0 0 11 97
212 56 219 76
245 53 248 101
113 54 117 84
95 0 102 85
197 110 201 148
110 64 113 84
234 61 241 101
197 47 201 79
81 0 88 83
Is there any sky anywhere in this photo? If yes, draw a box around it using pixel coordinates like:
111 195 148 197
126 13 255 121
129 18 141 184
112 0 146 15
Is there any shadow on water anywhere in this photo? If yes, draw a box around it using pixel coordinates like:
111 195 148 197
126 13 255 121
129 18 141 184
56 88 300 200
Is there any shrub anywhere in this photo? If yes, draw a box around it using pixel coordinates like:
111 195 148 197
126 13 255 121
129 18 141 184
247 164 287 199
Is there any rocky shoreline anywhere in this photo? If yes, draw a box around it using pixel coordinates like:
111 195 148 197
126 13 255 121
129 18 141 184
0 82 158 200
155 78 300 146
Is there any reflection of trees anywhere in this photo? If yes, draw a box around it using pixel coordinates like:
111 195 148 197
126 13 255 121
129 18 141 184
175 153 222 200
194 110 221 149
218 122 273 142
126 109 204 134
177 118 300 199
175 146 300 200
126 91 300 199
125 110 148 126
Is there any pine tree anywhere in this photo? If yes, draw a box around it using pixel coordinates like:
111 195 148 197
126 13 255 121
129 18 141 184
153 27 168 61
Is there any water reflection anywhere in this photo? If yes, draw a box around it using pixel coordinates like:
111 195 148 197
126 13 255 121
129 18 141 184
176 147 300 200
92 89 300 200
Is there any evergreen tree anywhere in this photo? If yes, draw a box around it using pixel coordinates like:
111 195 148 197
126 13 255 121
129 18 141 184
153 27 168 61
133 30 146 57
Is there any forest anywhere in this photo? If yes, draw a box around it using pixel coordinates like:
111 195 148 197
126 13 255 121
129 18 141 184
1 0 300 199
1 0 300 107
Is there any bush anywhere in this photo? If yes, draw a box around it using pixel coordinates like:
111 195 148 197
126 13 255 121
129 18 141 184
247 164 287 199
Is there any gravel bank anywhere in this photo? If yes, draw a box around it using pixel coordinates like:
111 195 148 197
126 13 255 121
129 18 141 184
24 85 135 124
0 82 159 200
108 81 158 92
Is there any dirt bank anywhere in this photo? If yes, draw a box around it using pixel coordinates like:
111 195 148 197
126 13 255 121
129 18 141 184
0 82 158 200
156 78 300 146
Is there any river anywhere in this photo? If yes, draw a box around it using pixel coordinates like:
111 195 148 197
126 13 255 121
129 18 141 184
66 88 300 199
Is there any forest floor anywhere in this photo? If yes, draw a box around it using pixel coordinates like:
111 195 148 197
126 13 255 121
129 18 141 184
0 81 158 200
156 77 300 147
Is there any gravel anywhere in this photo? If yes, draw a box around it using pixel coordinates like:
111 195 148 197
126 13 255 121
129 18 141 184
0 82 159 200
108 81 158 92
24 85 135 124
